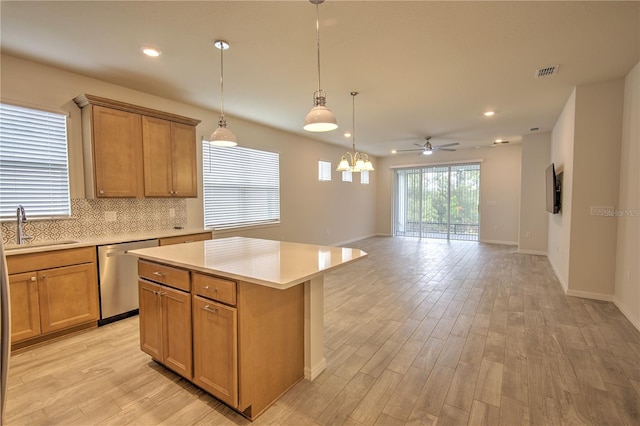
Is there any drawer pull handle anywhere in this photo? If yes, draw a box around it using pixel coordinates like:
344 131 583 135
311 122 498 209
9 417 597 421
202 285 218 292
153 271 164 277
203 305 218 314
30 276 36 282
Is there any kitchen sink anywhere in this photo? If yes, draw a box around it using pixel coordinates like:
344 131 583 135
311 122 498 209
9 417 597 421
5 239 79 250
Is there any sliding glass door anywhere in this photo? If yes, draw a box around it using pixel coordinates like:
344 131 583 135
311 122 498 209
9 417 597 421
394 163 480 241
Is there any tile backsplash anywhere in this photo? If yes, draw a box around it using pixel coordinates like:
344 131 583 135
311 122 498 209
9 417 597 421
1 198 187 245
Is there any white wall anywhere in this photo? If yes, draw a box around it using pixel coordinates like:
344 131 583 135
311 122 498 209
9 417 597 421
375 144 522 244
518 133 550 255
548 89 576 291
0 54 377 246
614 61 640 329
549 77 628 300
569 79 624 298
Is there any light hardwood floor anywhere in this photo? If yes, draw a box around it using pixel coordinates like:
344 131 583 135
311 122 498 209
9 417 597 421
5 237 640 425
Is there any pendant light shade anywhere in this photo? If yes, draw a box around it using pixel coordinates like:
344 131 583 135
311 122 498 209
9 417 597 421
336 91 374 173
304 0 337 132
210 40 237 147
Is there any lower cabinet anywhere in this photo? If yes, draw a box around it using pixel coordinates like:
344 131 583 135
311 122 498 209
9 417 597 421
138 279 192 379
8 272 41 342
138 260 303 420
7 247 99 349
192 295 238 407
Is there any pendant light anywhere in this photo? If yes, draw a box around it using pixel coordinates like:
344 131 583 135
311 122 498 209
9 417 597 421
209 40 237 147
336 92 374 172
303 0 338 132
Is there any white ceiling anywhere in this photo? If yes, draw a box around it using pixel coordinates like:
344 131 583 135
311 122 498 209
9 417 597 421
1 1 638 157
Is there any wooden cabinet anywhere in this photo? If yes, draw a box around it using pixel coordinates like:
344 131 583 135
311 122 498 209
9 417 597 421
192 295 238 407
7 247 99 350
137 259 304 420
74 94 200 199
8 272 41 342
88 105 144 198
143 117 197 197
138 262 192 379
38 263 99 333
158 232 212 246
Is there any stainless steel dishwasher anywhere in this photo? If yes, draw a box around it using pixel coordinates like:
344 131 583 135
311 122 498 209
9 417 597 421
97 239 159 325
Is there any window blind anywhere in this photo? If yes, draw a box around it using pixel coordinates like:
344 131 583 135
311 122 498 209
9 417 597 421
203 143 280 229
318 160 332 181
0 103 71 219
342 170 352 182
360 170 370 184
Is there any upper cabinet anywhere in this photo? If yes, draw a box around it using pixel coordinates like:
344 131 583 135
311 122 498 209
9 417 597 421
142 117 197 197
74 94 201 199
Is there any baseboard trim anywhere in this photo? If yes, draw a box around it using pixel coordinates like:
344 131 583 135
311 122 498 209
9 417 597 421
480 239 518 246
613 298 640 332
547 256 568 293
565 289 615 302
517 249 547 256
304 357 327 380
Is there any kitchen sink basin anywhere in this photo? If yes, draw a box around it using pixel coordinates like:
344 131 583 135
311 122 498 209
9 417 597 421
5 239 79 250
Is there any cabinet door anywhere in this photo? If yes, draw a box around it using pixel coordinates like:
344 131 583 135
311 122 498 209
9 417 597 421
162 286 192 379
142 116 174 197
171 122 197 197
139 280 162 360
91 105 144 197
37 263 99 333
8 272 41 342
193 295 238 407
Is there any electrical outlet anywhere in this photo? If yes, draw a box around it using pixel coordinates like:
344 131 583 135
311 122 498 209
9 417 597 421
169 208 175 218
104 211 117 222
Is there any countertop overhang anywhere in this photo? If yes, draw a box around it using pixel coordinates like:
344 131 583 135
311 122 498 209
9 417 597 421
128 237 368 289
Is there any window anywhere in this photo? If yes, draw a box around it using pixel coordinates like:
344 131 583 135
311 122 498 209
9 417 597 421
0 103 71 219
394 162 480 241
203 143 280 229
318 160 332 181
360 170 370 185
342 170 352 182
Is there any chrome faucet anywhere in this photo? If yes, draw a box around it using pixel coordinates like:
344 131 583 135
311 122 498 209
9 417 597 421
16 205 33 245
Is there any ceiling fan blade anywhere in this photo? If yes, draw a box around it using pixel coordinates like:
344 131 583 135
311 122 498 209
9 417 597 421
435 148 457 152
434 142 460 148
395 148 424 152
413 143 425 148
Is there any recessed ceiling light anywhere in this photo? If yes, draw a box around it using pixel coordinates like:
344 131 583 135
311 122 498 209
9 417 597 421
495 139 503 143
343 132 352 138
391 149 397 154
142 47 161 57
483 111 495 117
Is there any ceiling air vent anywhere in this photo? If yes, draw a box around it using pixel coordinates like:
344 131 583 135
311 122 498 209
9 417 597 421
535 65 559 78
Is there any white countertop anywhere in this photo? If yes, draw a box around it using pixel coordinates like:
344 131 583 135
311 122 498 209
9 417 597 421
128 237 368 289
3 228 210 256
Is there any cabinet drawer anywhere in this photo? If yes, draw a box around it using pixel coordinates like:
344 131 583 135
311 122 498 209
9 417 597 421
7 246 96 275
193 273 236 306
138 260 190 292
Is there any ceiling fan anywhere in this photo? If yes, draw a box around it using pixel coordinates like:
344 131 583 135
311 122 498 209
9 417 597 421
395 136 459 155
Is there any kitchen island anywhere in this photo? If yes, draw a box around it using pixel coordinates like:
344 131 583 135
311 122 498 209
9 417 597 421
128 237 367 420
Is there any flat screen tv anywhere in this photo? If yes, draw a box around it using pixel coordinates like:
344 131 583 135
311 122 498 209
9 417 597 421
546 163 561 214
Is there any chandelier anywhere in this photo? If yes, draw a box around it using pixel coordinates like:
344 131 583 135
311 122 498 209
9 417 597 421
336 92 374 173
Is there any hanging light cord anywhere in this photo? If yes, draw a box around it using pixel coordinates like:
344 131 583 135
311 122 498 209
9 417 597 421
315 2 322 94
219 44 226 119
351 92 357 152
